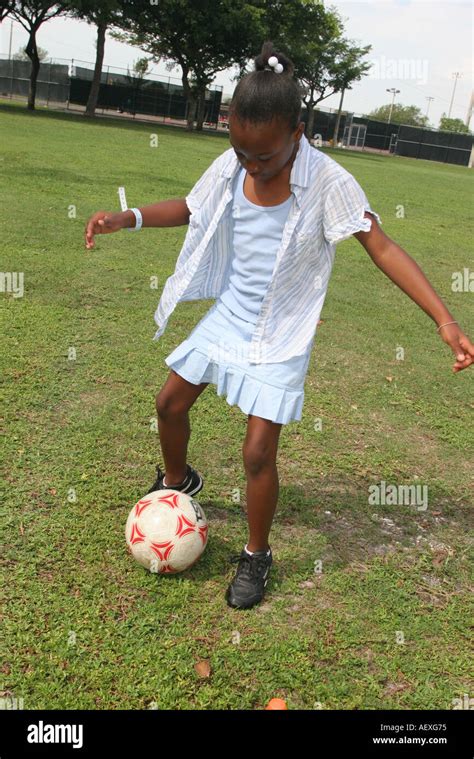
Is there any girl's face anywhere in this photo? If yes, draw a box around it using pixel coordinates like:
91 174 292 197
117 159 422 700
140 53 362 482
228 115 305 182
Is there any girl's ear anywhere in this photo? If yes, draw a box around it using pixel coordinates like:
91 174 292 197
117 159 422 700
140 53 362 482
293 121 305 140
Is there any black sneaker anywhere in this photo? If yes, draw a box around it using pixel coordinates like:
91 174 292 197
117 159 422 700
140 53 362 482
146 463 204 497
225 547 273 609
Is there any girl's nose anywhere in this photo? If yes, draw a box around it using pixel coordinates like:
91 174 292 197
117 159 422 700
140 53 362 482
246 161 259 174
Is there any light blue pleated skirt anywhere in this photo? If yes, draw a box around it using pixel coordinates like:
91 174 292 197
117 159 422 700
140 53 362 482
164 300 314 424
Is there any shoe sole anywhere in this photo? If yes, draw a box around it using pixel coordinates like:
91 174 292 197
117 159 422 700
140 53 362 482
180 473 203 497
148 471 204 497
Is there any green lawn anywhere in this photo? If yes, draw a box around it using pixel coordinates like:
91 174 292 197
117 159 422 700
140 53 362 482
1 101 473 710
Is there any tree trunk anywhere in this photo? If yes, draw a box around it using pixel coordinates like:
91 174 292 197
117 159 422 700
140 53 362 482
305 104 316 139
85 21 107 118
195 86 207 131
25 31 40 110
186 93 197 131
180 66 196 131
332 88 345 145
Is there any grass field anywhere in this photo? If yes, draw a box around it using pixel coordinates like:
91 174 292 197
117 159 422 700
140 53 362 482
1 100 473 710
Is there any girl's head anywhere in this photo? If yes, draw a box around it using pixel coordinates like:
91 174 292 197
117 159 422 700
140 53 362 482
228 40 304 183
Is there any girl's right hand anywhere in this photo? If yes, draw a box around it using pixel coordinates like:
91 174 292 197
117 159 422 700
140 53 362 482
85 211 124 249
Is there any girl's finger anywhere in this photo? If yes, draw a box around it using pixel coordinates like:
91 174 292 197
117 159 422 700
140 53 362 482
449 338 466 362
453 355 473 372
459 335 474 357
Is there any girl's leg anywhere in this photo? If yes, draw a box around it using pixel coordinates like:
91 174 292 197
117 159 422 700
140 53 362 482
242 414 283 552
155 369 209 486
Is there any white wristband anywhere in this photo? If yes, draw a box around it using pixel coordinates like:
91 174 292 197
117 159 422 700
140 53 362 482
127 207 143 232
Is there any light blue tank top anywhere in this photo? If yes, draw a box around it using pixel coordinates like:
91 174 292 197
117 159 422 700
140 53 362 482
217 166 293 324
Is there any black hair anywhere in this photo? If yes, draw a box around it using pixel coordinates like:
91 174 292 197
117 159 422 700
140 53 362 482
229 40 302 132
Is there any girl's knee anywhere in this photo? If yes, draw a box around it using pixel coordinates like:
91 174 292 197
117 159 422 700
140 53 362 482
155 391 188 419
242 441 277 476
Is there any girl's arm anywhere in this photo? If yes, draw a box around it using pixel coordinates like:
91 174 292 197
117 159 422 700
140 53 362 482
353 213 474 373
122 199 191 228
85 199 190 249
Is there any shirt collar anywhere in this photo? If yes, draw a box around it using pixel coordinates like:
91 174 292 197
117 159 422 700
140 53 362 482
219 132 312 192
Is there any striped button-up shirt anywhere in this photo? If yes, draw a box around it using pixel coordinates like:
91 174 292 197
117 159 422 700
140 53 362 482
153 133 381 364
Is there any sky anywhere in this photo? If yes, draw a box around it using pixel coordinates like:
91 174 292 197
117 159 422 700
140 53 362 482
0 0 472 129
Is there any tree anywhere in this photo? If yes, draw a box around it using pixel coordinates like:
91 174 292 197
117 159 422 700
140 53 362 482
0 1 15 22
13 42 48 59
9 2 67 110
120 56 150 115
368 103 429 127
249 0 372 139
439 114 471 134
64 0 123 117
111 0 265 131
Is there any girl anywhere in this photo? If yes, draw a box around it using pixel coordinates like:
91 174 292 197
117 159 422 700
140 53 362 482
85 41 473 610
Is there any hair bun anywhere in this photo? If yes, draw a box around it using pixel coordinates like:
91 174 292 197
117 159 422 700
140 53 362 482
254 40 294 76
229 38 302 131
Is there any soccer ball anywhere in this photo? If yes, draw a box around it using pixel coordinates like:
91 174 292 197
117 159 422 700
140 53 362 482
125 490 208 574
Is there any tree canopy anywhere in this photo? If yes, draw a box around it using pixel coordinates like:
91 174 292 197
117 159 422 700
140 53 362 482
110 0 266 129
235 0 372 138
439 114 471 134
368 103 429 127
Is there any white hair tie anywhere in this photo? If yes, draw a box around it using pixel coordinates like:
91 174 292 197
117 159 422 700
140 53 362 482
265 55 284 74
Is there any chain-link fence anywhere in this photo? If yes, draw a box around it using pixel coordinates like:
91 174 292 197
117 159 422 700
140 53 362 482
305 107 473 166
0 56 70 104
0 55 223 126
1 54 471 163
394 125 473 166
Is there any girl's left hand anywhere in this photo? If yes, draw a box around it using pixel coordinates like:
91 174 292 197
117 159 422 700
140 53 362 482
438 323 474 373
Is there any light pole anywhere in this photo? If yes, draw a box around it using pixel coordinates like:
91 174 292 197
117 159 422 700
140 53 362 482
386 88 400 123
448 72 462 119
8 18 13 59
465 91 474 130
425 96 434 121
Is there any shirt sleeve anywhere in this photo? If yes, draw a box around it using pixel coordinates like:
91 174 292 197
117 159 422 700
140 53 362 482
185 163 215 215
185 155 224 215
323 172 382 246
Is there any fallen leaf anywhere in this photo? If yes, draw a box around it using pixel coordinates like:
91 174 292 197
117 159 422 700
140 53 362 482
194 660 211 678
383 680 410 696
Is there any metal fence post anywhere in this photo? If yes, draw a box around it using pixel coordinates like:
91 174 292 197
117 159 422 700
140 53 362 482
102 65 109 114
46 57 51 106
66 58 73 110
10 53 14 100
